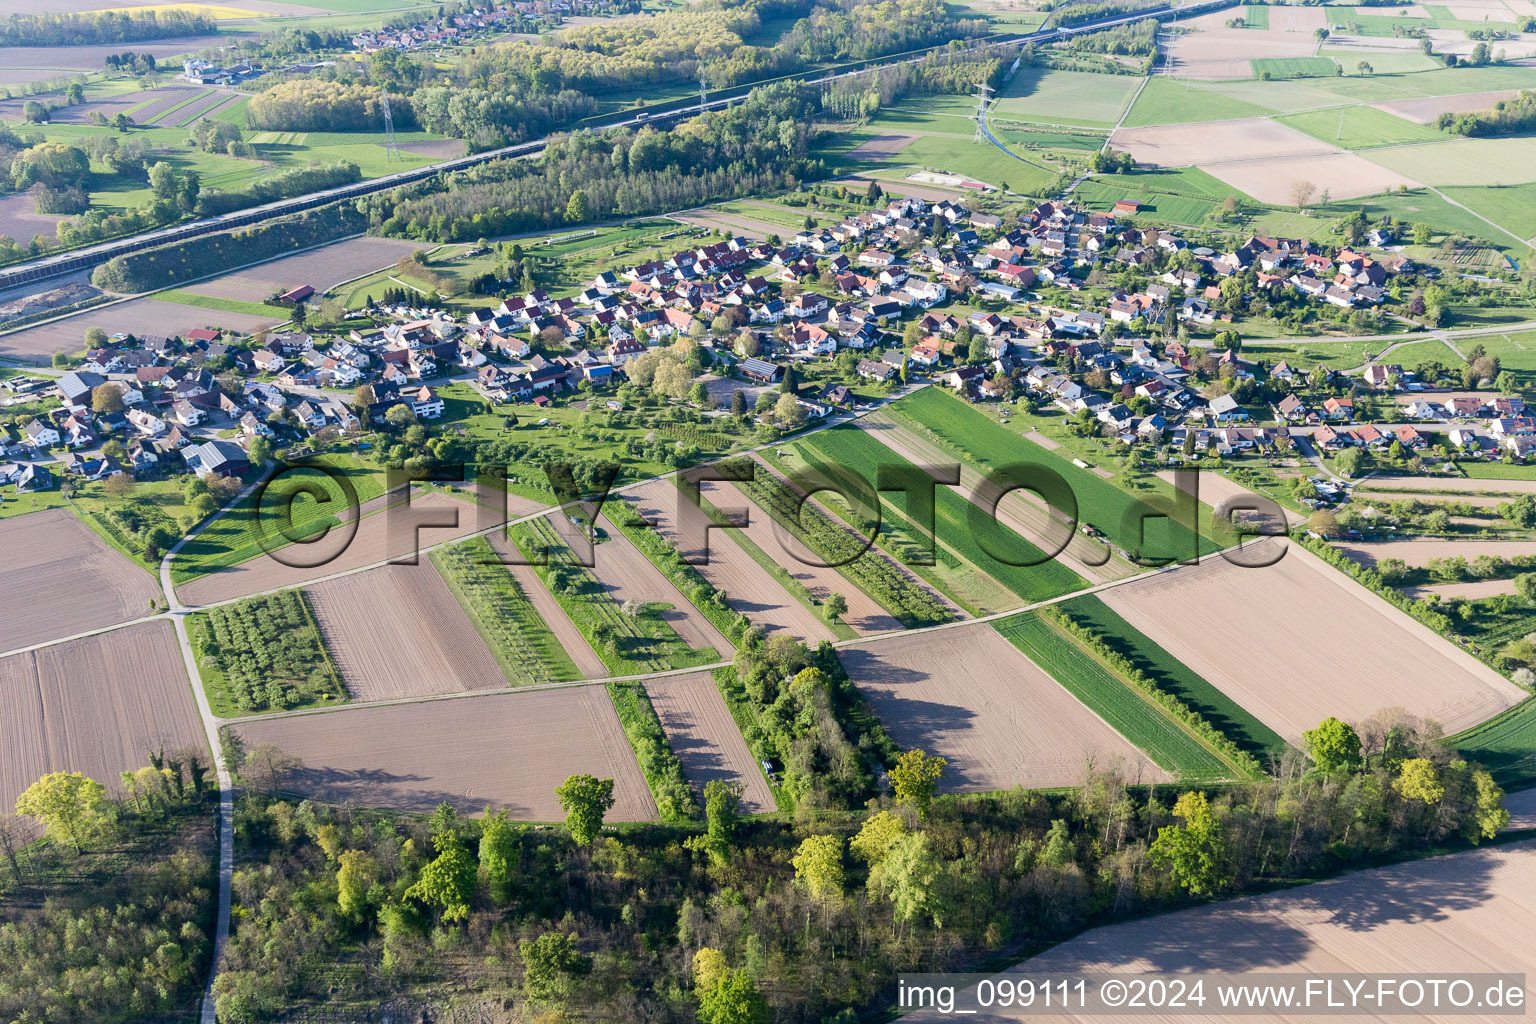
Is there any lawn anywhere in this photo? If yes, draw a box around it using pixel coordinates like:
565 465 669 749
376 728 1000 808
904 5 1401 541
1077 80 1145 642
992 67 1144 128
886 388 1228 559
1240 338 1378 369
1276 104 1447 150
171 452 387 586
1452 697 1536 788
1252 57 1340 80
431 536 583 686
1119 75 1276 128
1059 594 1290 758
993 612 1233 781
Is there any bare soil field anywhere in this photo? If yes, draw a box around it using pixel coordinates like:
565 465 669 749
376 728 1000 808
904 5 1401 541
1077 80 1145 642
1504 786 1536 829
859 416 1128 584
832 176 968 203
164 89 237 126
0 508 161 653
1377 89 1528 124
178 489 483 607
0 297 281 363
1160 9 1324 78
130 86 202 124
841 623 1169 791
0 621 204 822
645 671 776 814
1205 150 1424 204
625 479 836 645
1099 540 1524 745
1335 537 1536 567
306 560 509 702
584 513 732 657
0 193 63 249
719 466 907 634
1428 26 1536 56
1406 578 1517 600
183 236 424 303
673 209 782 240
234 686 657 820
485 531 607 679
847 133 920 159
1112 118 1336 169
0 37 240 81
907 839 1536 1022
1350 475 1536 494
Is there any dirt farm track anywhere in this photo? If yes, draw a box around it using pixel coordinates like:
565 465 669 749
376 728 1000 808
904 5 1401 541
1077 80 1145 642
0 620 206 825
0 507 163 653
234 686 657 821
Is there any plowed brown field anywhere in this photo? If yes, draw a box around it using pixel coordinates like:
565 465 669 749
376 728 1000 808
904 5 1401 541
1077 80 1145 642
306 560 509 701
1 620 204 818
235 686 656 821
841 623 1169 791
0 508 161 652
645 671 775 814
1099 541 1524 745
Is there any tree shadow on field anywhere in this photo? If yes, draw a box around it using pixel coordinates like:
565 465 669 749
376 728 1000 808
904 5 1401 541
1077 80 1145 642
657 707 741 790
280 766 520 818
836 648 988 790
1031 841 1521 976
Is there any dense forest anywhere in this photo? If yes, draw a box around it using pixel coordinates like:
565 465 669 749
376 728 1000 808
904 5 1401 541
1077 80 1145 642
366 84 818 240
207 696 1510 1023
0 9 217 46
241 0 987 149
1 754 217 1023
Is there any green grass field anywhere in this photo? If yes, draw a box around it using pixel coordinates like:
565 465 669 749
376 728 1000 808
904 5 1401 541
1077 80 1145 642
1240 4 1270 28
1253 57 1340 79
1366 136 1536 188
1276 104 1447 149
1321 50 1441 76
1059 595 1290 758
994 612 1233 781
1441 184 1536 244
1074 178 1221 226
156 289 285 318
170 453 387 587
1119 75 1276 128
1453 697 1536 788
992 67 1144 127
787 424 1086 613
887 389 1227 559
1240 339 1377 369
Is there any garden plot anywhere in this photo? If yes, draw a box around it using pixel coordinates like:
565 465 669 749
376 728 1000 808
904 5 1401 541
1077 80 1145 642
181 236 425 303
484 533 608 679
306 560 510 702
234 686 657 820
0 508 161 653
624 479 836 645
0 297 280 363
907 840 1536 1022
645 671 775 814
1099 540 1524 746
0 621 205 819
586 514 732 656
840 623 1169 792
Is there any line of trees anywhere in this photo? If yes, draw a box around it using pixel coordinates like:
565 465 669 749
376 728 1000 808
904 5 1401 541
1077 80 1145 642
0 9 216 46
1437 88 1536 136
203 700 1508 1023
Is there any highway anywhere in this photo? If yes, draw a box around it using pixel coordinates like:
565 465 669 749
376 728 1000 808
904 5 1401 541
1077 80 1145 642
0 0 1237 293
